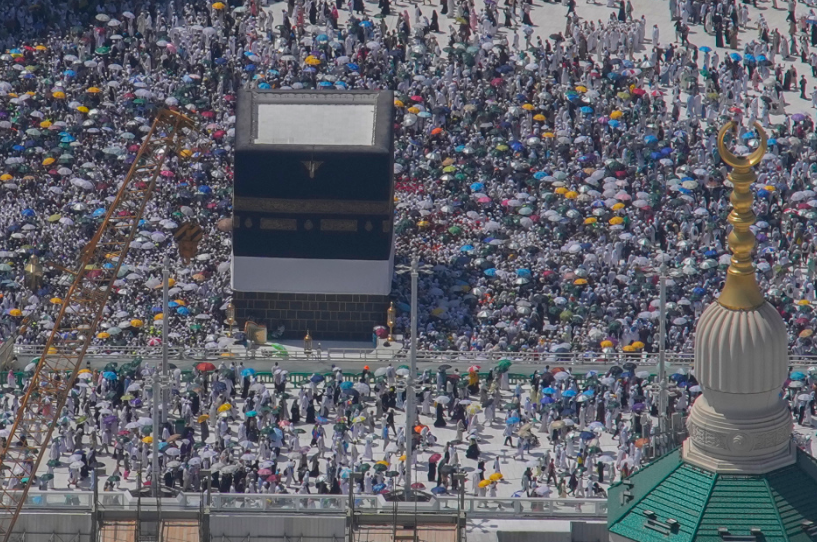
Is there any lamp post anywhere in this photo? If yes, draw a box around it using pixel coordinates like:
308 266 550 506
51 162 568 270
395 260 432 501
161 256 170 425
658 263 668 444
304 331 313 358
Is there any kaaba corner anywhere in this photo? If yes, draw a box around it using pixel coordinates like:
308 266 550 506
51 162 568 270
232 90 395 340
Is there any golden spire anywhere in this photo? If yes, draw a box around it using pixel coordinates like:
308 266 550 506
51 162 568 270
716 121 767 311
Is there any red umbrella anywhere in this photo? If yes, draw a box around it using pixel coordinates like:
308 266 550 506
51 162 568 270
410 95 423 102
411 483 426 489
196 362 216 372
258 468 273 476
429 453 442 464
266 474 279 482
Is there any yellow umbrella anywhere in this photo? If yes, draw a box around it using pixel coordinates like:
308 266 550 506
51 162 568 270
304 55 321 66
376 460 389 466
612 202 625 210
97 332 110 339
50 297 62 304
533 114 546 121
174 299 186 306
142 436 153 444
573 278 588 285
212 1 226 8
8 309 21 317
394 100 404 107
399 455 407 461
47 347 57 354
417 220 430 228
632 341 645 350
489 472 503 482
197 415 210 423
610 110 623 119
609 216 624 225
554 187 568 195
130 319 144 328
153 314 164 321
764 185 776 192
407 106 420 114
521 103 534 111
0 174 11 181
52 91 66 99
40 121 52 128
76 106 89 113
622 345 635 352
601 340 613 348
218 404 232 412
192 273 206 281
479 479 492 488
575 85 587 92
35 45 47 51
87 87 101 94
179 149 193 159
78 368 92 374
584 217 597 225
798 300 811 306
542 132 555 138
565 191 578 199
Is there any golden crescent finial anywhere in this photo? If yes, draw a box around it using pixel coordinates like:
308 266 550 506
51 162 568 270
716 120 766 311
717 121 768 170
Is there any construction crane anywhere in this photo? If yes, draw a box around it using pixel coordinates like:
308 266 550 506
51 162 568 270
0 109 195 541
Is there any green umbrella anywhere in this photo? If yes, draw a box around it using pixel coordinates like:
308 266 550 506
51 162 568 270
356 463 371 472
373 463 387 472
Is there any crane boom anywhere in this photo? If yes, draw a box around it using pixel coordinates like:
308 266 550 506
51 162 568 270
0 109 194 541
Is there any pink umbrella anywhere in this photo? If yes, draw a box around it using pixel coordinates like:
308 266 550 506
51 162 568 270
478 197 491 203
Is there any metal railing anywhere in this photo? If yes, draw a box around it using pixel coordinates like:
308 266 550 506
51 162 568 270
8 491 606 519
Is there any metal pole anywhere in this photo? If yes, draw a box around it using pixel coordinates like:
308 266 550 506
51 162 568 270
161 256 170 424
347 473 356 542
405 259 419 501
658 263 668 442
152 372 161 498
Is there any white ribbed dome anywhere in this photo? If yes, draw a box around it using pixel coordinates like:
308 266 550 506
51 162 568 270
695 300 787 413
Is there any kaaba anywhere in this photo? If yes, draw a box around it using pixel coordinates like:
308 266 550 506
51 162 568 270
232 90 395 340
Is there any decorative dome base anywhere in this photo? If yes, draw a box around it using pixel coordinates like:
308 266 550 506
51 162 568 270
682 395 795 474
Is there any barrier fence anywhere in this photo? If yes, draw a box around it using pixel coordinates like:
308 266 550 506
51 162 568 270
10 343 817 368
8 490 607 519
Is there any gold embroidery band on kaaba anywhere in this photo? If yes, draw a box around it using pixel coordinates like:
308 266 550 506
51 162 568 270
234 197 391 216
260 218 298 231
320 219 358 232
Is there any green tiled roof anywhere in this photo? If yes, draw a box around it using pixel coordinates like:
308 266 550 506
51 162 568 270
608 449 817 542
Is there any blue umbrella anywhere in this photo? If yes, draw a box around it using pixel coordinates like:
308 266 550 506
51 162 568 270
21 209 35 217
699 46 712 53
730 53 742 61
791 371 806 380
176 307 190 316
543 387 556 394
359 20 373 27
316 417 329 424
318 81 334 88
373 483 386 493
258 82 271 89
159 442 169 451
460 244 474 252
346 62 359 71
92 208 106 218
168 301 179 308
704 250 718 257
757 189 771 198
541 396 555 404
580 106 593 114
579 431 596 440
245 64 256 71
510 141 524 152
693 287 706 296
562 390 577 398
608 120 619 128
533 171 547 180
316 34 329 42
340 381 354 390
103 371 117 380
245 411 258 417
470 182 484 191
64 69 76 77
198 185 212 194
516 269 531 277
484 268 496 277
644 135 658 144
310 374 325 383
241 368 256 378
506 417 520 424
431 486 447 495
582 389 595 396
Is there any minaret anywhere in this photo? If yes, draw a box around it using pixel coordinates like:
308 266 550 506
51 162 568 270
682 121 794 473
607 123 817 542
